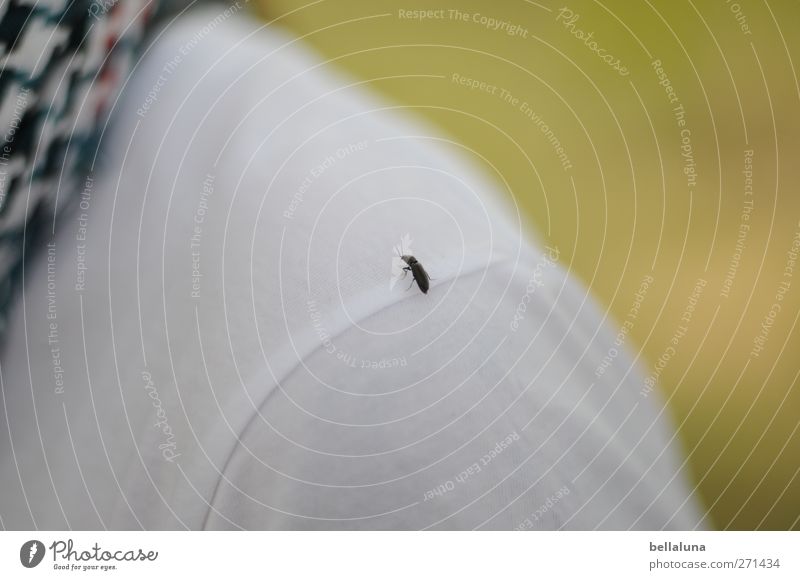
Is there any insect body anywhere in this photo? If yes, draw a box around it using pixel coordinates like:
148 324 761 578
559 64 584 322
400 254 430 294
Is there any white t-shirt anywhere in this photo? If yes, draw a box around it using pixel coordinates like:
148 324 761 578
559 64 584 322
0 8 705 530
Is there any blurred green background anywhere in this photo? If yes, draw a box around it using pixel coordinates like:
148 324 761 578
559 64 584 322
254 0 800 529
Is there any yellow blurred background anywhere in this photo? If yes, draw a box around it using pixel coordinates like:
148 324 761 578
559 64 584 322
253 0 800 529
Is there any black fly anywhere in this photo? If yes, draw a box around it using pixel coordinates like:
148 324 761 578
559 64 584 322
395 245 430 294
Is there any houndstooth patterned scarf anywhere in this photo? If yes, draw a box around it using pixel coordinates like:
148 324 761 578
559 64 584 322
0 0 159 335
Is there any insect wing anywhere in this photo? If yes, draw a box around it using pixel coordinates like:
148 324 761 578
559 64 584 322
390 256 407 289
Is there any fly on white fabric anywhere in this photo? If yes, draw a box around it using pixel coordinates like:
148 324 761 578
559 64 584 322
394 240 430 294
